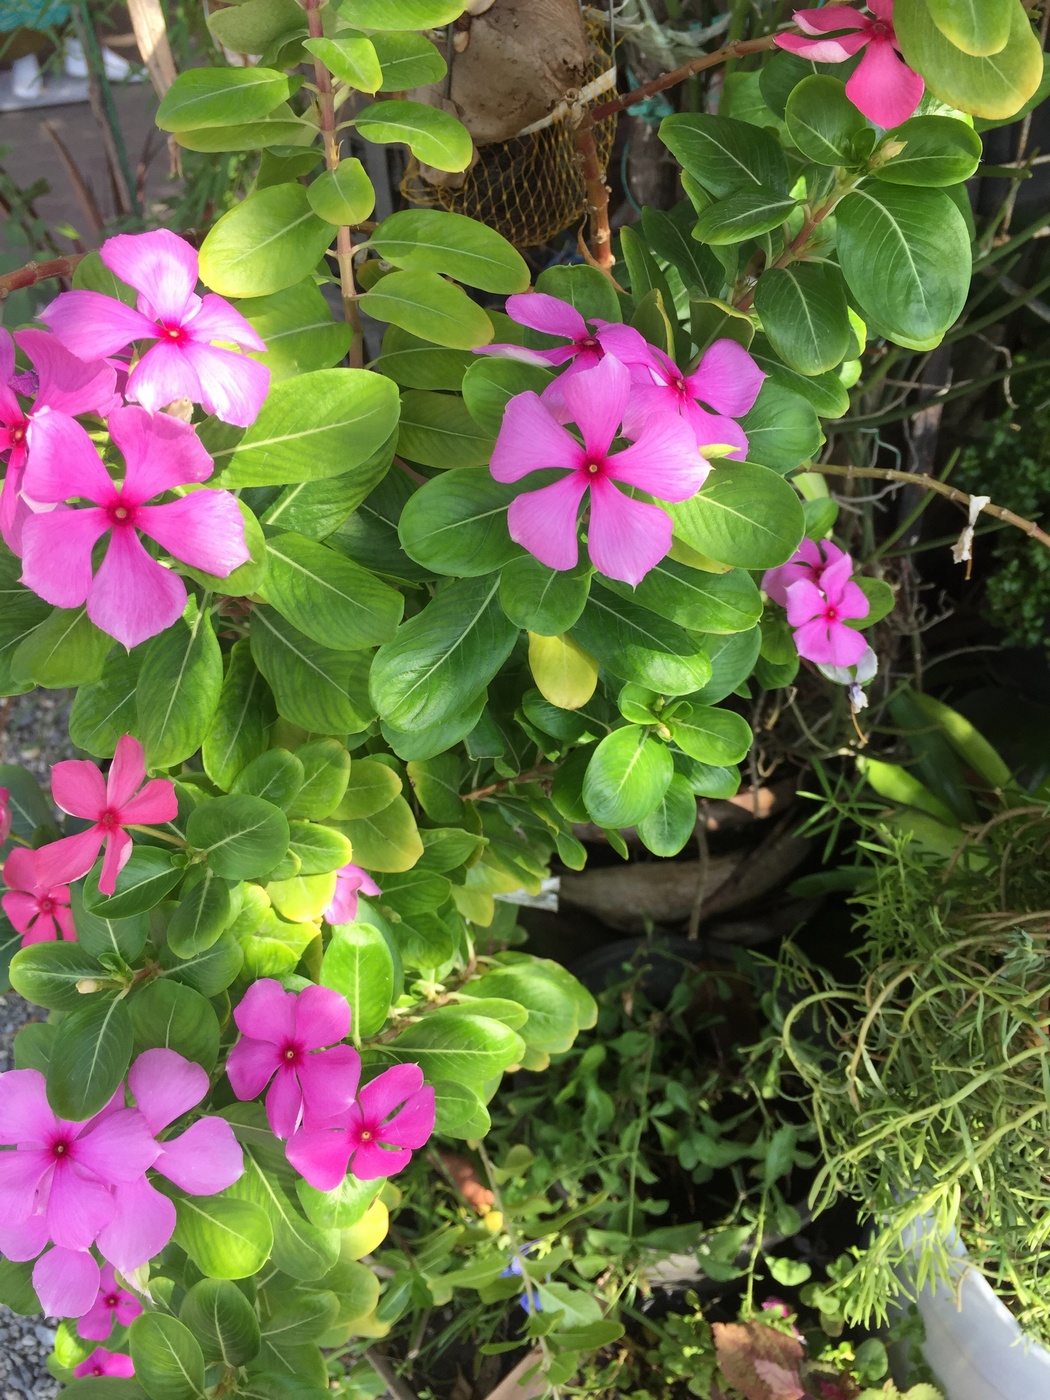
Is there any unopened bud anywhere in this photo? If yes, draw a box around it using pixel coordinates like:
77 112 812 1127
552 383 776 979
76 978 103 994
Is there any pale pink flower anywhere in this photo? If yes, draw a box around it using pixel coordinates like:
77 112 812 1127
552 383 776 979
287 1064 435 1188
40 230 269 426
20 403 250 649
762 537 848 608
776 1 923 129
490 353 708 585
0 1069 158 1317
33 733 177 897
73 1348 135 1379
480 292 652 379
226 980 362 1140
0 788 9 846
786 552 870 666
325 862 382 925
96 1049 243 1276
0 327 116 553
77 1263 142 1341
623 340 764 459
1 848 75 945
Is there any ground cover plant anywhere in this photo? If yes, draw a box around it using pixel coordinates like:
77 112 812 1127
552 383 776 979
0 0 1046 1396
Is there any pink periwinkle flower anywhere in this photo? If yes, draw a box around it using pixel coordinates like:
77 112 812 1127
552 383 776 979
20 402 250 650
762 537 848 608
73 1348 136 1379
819 642 878 711
33 733 177 897
481 292 653 381
325 863 382 926
0 788 9 846
776 1 923 130
1 848 75 945
95 1049 243 1277
0 327 116 553
77 1263 142 1341
287 1063 436 1189
623 339 765 459
40 229 269 426
785 551 870 667
491 353 708 586
226 980 362 1140
0 1069 159 1317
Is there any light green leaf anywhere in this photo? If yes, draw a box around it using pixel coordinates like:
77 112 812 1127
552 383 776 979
334 757 401 820
304 35 381 91
199 185 332 298
379 1010 525 1084
895 0 1043 119
360 271 494 350
175 1195 274 1280
137 603 222 770
228 1142 339 1281
670 702 753 765
156 66 291 130
376 324 476 390
333 796 423 873
339 0 463 26
370 209 529 293
180 1278 261 1367
306 158 376 225
667 460 805 568
167 867 233 959
499 556 591 636
250 608 374 734
11 606 110 688
582 726 673 829
236 280 352 382
370 29 446 89
321 922 395 1037
637 773 697 857
187 794 290 879
740 381 825 471
461 358 553 437
928 0 1014 54
288 740 352 821
397 389 494 468
130 1313 206 1400
872 115 983 186
263 532 403 650
356 99 472 173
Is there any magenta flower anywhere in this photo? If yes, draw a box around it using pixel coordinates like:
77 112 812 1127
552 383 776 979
762 537 848 608
776 1 923 129
226 980 362 1140
0 327 116 553
2 848 75 945
33 733 178 897
325 863 382 926
482 292 652 379
40 230 269 426
0 1069 158 1317
286 1064 435 1189
623 340 764 459
96 1049 243 1276
0 787 10 846
77 1263 142 1341
20 403 249 650
785 551 870 666
491 353 708 585
74 1348 136 1379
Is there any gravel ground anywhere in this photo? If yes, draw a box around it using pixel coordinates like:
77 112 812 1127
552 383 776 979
1 690 74 1398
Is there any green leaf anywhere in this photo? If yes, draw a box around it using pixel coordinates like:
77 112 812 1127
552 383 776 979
206 0 305 53
46 996 133 1119
11 606 110 688
228 1142 339 1281
670 702 753 765
582 726 673 829
602 558 760 634
68 648 140 758
296 1171 379 1230
160 934 244 999
251 608 374 735
570 584 712 696
693 187 796 245
535 263 621 321
156 66 291 130
129 979 221 1069
895 0 1043 117
431 1080 490 1137
836 183 970 351
690 628 762 705
321 922 395 1037
376 324 475 390
167 867 233 959
356 99 471 173
174 113 316 153
263 532 403 650
499 556 590 636
784 76 865 165
370 575 517 729
754 262 851 376
398 470 519 576
370 29 446 89
188 794 290 879
668 460 804 568
361 271 493 350
928 0 1014 54
641 205 723 297
130 1313 206 1400
220 368 400 487
659 112 790 197
71 886 148 961
236 280 352 383
461 358 553 437
9 943 107 1011
397 389 494 468
340 0 463 26
872 115 983 186
259 433 396 539
333 796 424 872
370 209 529 293
202 642 276 792
288 740 352 820
636 773 697 856
740 381 825 471
199 185 332 298
59 1384 146 1400
380 1010 525 1085
233 749 305 809
288 821 352 875
307 158 376 225
334 757 402 820
303 35 381 91
749 335 850 418
175 1194 274 1280
83 846 183 919
137 604 222 770
180 1278 261 1367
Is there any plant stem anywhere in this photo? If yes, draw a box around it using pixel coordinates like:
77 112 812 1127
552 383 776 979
303 0 364 368
0 254 86 299
735 183 851 311
804 463 1050 551
364 1349 420 1400
574 110 615 280
589 33 782 123
462 764 556 803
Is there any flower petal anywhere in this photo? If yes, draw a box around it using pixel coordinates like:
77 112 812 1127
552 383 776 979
490 392 584 483
86 527 188 650
286 1126 350 1191
506 473 589 571
38 290 157 360
20 507 110 610
127 1047 207 1134
76 1294 116 1342
125 339 206 415
359 1064 423 1122
46 1161 115 1250
188 292 267 351
22 409 116 506
294 984 351 1051
178 342 270 427
234 978 296 1044
680 401 750 459
0 1070 53 1146
298 1046 362 1129
560 354 631 461
504 292 586 340
785 577 826 627
33 830 105 891
116 779 179 827
226 1037 280 1102
15 329 116 420
51 760 109 821
793 4 867 35
136 490 250 578
153 1117 243 1194
685 339 765 418
2 892 40 937
106 733 147 811
350 1139 410 1180
586 479 672 586
33 1246 100 1319
794 616 869 667
95 1173 176 1274
2 847 39 898
593 321 656 368
606 414 709 503
0 1210 50 1261
380 1086 435 1149
265 1064 305 1139
101 229 198 324
846 36 924 129
107 404 214 504
73 1109 159 1184
775 30 868 61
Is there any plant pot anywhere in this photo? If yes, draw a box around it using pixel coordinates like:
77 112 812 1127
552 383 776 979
897 1221 1050 1399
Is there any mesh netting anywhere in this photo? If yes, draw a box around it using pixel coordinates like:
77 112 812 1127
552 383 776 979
401 13 616 249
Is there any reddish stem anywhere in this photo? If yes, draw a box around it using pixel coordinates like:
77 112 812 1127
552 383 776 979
0 254 85 299
589 33 784 123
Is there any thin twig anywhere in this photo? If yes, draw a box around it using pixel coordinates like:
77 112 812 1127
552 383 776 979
0 255 86 299
365 1349 421 1400
574 109 616 280
589 32 782 122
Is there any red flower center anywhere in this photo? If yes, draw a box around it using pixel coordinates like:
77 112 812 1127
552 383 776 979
577 336 599 351
38 897 53 914
359 1129 373 1142
10 424 25 444
105 1294 119 1308
869 17 891 38
160 322 187 343
824 605 839 623
91 1366 103 1376
98 809 121 831
281 1043 301 1065
52 1138 71 1158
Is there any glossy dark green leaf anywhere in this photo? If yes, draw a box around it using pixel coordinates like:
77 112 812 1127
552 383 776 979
399 469 519 576
262 532 403 649
129 978 221 1069
46 996 133 1119
187 794 290 879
